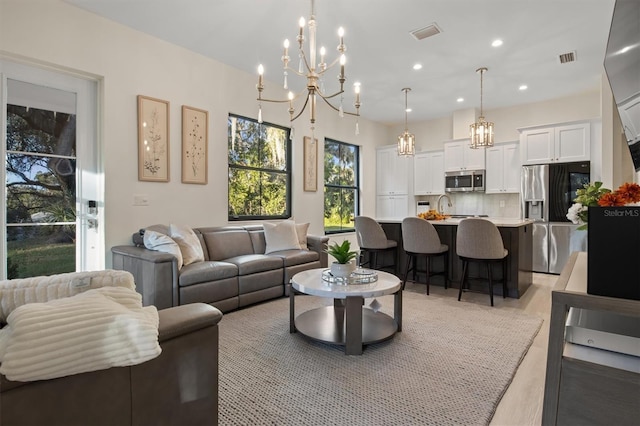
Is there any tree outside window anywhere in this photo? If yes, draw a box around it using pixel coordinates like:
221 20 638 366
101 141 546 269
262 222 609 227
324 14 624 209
324 139 359 234
228 114 291 220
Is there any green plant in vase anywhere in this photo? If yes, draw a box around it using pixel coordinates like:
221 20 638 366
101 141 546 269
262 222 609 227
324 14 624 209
325 240 358 278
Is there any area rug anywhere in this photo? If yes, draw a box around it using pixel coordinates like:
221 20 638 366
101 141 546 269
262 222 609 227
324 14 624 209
218 290 543 425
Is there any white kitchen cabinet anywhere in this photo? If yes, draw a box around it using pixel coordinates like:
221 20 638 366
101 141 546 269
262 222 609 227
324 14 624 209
444 139 485 172
376 195 408 219
520 122 590 165
485 143 520 193
376 146 412 195
413 151 445 195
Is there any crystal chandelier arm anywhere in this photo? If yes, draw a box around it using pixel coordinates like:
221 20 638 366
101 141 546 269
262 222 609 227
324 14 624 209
256 96 291 104
315 56 342 76
316 87 345 100
318 95 359 117
289 94 311 122
258 87 307 104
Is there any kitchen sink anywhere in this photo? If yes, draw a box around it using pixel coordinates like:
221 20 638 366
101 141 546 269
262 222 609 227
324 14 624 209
449 214 489 218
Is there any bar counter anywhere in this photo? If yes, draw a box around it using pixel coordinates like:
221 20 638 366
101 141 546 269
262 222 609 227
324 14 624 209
377 217 534 298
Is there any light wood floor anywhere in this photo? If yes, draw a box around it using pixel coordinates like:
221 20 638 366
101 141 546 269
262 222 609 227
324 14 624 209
403 272 557 426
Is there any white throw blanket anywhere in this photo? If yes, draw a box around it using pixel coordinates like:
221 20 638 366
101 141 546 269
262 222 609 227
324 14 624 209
0 270 136 323
0 286 160 382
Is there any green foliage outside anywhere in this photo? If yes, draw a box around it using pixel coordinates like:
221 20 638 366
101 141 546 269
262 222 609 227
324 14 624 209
324 140 358 233
7 236 75 279
228 115 290 218
5 105 77 278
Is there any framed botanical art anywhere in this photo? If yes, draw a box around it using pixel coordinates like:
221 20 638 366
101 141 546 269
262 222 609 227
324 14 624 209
137 95 170 182
303 136 318 192
181 105 208 184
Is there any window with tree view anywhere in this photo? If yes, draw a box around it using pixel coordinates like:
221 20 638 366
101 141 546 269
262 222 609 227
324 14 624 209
228 114 291 220
324 139 359 234
5 102 76 279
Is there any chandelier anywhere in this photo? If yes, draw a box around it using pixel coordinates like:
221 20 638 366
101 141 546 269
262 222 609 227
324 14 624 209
469 67 494 149
397 88 415 156
256 0 361 136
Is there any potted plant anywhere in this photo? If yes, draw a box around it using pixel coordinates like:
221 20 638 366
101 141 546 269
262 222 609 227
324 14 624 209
325 240 358 278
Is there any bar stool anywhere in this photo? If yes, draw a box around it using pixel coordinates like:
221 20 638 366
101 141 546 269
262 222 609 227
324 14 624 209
456 218 508 306
401 217 449 294
354 216 398 274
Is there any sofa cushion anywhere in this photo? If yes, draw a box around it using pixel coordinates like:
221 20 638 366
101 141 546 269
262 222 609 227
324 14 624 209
225 254 283 276
263 220 301 254
200 228 255 260
143 230 183 269
267 249 319 267
178 261 238 287
169 224 205 266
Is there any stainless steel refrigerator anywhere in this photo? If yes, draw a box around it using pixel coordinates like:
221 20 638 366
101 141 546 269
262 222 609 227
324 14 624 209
521 162 590 274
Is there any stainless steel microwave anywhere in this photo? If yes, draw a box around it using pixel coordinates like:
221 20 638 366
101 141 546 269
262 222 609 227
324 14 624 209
445 170 485 192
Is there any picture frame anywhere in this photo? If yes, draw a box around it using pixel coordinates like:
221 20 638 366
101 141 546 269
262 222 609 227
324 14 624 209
181 105 208 184
137 95 170 182
303 136 318 192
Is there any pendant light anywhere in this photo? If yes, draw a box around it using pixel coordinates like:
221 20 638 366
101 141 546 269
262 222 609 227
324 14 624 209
469 67 494 149
397 88 415 156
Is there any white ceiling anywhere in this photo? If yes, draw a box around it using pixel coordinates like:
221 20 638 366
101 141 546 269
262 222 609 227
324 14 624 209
64 0 616 125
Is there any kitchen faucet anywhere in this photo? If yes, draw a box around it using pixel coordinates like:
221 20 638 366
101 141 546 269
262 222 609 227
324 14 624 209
437 194 452 214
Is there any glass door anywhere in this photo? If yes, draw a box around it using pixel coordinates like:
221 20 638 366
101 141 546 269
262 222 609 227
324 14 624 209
1 61 102 279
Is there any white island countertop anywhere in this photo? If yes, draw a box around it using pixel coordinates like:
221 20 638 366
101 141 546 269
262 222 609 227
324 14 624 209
377 217 534 228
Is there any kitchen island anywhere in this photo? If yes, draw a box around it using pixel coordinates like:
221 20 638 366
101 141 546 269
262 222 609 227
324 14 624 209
377 217 534 298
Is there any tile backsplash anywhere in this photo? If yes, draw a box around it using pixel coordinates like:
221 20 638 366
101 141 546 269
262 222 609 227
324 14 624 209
416 192 521 218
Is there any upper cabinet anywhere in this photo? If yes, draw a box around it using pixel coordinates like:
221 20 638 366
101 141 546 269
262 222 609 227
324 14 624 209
376 146 412 195
444 139 486 171
520 121 590 165
485 143 520 193
414 151 445 195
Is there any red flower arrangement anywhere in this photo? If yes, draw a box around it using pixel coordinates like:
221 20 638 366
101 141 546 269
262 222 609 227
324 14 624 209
597 182 640 207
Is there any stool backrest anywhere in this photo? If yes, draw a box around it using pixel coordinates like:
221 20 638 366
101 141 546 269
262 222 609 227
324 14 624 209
354 216 389 249
456 218 506 260
402 217 442 253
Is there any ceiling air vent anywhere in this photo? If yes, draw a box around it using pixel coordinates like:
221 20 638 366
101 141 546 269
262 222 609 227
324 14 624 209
559 51 577 64
410 23 442 41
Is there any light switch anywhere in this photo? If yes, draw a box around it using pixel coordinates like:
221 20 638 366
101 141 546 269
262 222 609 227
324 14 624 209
133 194 149 206
499 200 505 208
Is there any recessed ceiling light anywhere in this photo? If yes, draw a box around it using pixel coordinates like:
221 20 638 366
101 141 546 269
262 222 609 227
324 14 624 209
456 97 464 103
519 85 528 91
413 63 423 70
492 39 503 47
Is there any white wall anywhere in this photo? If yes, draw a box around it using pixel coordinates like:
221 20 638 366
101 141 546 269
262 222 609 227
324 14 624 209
0 0 390 267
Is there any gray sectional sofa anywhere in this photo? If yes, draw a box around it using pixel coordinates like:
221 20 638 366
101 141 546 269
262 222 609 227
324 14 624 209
111 224 329 312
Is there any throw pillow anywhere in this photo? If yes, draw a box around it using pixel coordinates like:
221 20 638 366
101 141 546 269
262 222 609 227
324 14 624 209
169 224 205 266
295 222 310 250
263 220 301 254
144 230 184 269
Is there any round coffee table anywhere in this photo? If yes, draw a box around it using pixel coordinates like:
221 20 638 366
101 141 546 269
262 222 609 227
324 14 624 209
289 268 402 355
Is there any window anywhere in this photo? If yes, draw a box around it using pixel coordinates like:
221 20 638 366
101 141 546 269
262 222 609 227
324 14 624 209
228 114 291 220
2 62 101 280
324 138 359 234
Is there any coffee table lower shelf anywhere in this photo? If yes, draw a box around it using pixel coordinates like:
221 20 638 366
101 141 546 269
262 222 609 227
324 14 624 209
294 304 398 349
